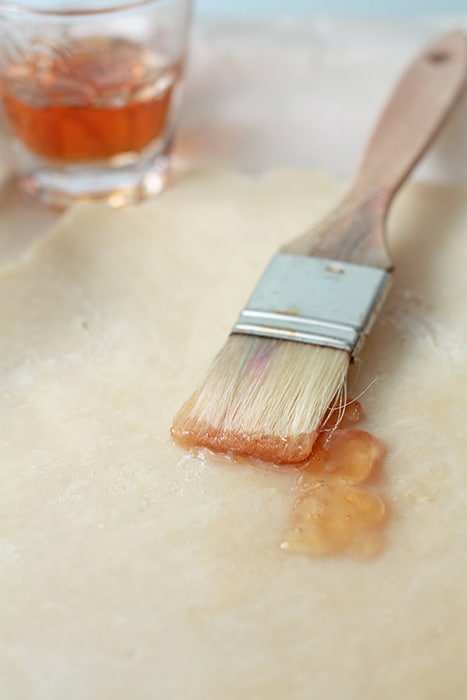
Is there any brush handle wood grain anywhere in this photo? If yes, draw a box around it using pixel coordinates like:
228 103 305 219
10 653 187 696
283 30 467 269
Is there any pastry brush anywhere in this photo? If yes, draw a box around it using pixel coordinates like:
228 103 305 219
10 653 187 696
172 30 467 464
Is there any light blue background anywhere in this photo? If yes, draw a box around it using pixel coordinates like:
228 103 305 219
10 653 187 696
196 0 467 17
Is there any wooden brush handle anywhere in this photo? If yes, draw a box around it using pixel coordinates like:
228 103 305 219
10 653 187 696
284 30 467 269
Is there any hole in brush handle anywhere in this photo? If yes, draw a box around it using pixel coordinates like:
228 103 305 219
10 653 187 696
426 50 452 64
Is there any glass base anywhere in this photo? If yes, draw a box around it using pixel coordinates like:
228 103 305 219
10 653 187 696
15 148 171 209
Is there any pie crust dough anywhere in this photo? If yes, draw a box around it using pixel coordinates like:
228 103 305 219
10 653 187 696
1 169 467 699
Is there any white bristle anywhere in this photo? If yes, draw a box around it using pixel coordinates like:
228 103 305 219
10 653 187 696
172 335 350 463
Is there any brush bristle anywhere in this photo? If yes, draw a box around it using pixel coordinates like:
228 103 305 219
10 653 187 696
171 335 350 464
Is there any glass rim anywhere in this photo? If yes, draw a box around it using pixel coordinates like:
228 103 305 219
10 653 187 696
0 0 176 18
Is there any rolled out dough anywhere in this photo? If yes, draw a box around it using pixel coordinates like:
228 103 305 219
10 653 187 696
1 168 467 700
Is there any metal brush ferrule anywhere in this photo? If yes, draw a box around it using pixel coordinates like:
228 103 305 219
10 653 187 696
232 253 391 359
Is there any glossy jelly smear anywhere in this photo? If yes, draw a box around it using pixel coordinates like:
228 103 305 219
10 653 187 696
175 397 388 559
280 401 388 558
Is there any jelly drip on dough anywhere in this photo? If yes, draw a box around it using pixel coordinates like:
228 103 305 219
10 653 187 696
280 401 388 559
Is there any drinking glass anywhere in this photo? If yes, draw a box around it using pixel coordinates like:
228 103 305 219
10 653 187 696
0 0 191 206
